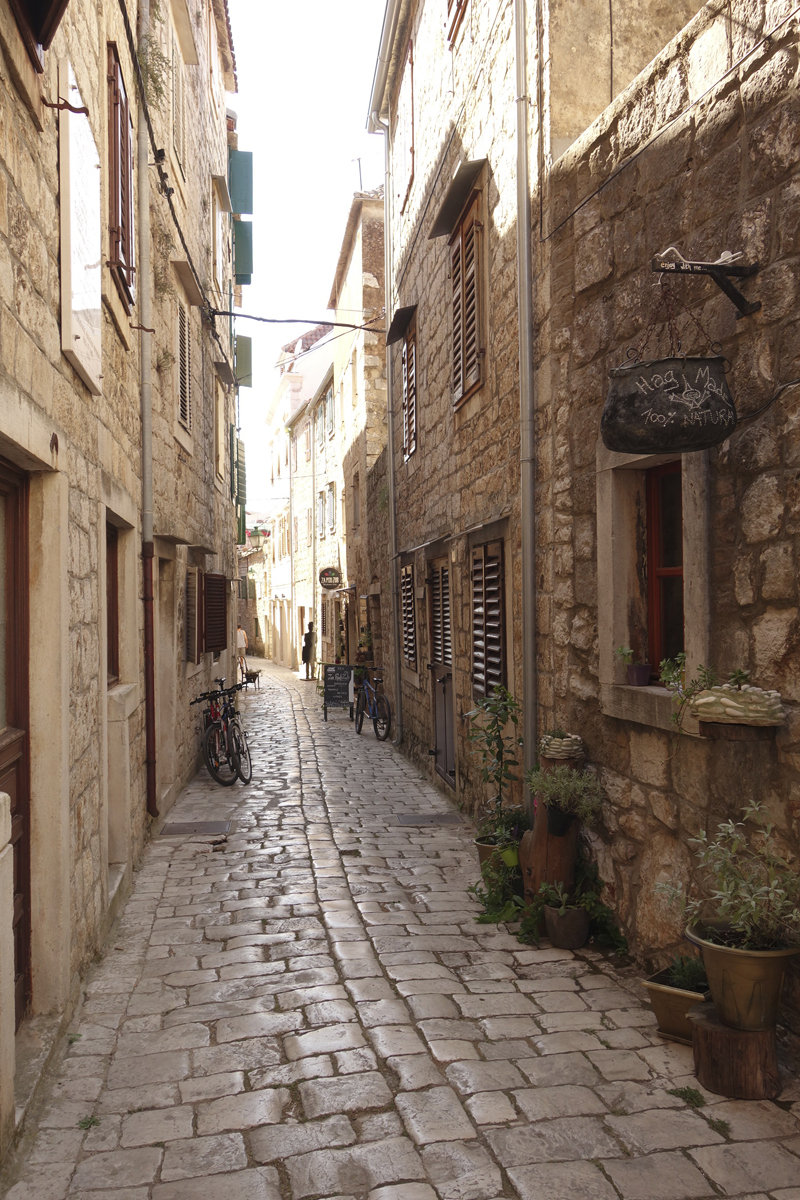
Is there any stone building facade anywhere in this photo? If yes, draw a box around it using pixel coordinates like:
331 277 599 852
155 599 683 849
0 0 244 1155
369 0 800 1043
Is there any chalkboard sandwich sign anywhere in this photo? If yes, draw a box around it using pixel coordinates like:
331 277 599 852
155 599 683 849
323 663 353 721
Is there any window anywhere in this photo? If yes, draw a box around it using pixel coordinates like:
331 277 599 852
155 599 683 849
214 382 224 479
306 507 312 545
177 301 191 431
318 491 325 539
401 565 417 669
321 598 328 638
327 483 336 532
395 41 414 213
341 490 346 531
351 353 358 407
647 461 684 669
207 0 222 108
450 194 482 406
212 185 226 293
172 34 185 170
304 421 311 460
430 559 452 668
353 474 361 528
7 0 70 71
402 323 417 458
107 45 135 312
447 0 469 43
317 404 325 450
292 435 298 473
293 516 298 552
106 523 119 685
326 388 335 438
186 567 200 663
471 540 505 697
203 573 227 653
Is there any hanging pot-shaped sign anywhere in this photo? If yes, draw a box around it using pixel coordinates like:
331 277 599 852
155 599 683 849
602 356 736 454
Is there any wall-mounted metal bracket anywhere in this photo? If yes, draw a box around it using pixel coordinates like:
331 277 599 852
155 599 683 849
651 255 761 319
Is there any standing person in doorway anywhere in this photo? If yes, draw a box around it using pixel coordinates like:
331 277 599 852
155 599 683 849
237 623 248 682
302 621 316 680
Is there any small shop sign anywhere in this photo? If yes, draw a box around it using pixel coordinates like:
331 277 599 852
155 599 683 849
319 567 342 589
322 663 353 722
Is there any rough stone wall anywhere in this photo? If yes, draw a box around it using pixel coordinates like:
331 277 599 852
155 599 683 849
534 0 800 1034
384 0 524 797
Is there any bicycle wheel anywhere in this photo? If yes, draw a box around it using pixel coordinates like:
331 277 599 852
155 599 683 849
373 694 391 741
202 722 238 786
355 687 366 734
231 722 252 784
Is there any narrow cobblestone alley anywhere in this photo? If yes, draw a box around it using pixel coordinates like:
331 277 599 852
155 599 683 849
3 663 800 1200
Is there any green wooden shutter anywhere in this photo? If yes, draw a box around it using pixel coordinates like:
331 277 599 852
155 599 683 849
236 439 246 506
229 149 253 214
235 335 252 387
233 218 253 282
230 424 236 498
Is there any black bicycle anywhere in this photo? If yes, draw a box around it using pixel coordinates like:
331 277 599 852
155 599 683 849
354 671 391 741
191 678 252 785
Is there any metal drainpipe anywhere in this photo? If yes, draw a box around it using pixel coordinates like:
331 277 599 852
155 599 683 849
138 0 158 818
515 0 538 813
372 112 403 747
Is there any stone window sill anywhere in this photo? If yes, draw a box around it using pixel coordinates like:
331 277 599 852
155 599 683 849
600 683 675 732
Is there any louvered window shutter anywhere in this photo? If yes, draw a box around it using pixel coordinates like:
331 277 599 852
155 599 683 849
185 568 199 663
472 541 505 697
430 562 452 668
178 302 191 429
203 573 228 653
236 439 246 505
230 425 236 498
450 197 481 404
172 38 185 165
401 565 417 669
402 328 417 458
107 46 135 310
321 599 327 638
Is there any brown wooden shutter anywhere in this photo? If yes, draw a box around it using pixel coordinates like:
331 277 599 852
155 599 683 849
185 567 199 663
203 573 227 653
8 0 71 69
108 46 135 311
401 564 417 668
178 301 191 429
450 196 481 405
446 0 469 43
472 540 505 697
321 598 327 638
402 326 417 458
431 560 452 669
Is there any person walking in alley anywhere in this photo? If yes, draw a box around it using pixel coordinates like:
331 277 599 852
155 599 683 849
236 623 248 681
302 621 316 680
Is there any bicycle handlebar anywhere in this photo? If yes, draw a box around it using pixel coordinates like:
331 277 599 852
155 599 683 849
190 682 245 706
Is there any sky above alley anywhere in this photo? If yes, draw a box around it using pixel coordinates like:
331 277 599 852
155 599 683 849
227 0 387 510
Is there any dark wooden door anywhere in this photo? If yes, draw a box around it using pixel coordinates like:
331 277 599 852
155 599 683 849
0 459 30 1029
430 558 455 786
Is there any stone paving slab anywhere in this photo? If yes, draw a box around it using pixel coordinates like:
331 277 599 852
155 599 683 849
1 662 798 1200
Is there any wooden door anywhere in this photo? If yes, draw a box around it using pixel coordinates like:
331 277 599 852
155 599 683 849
0 459 30 1029
429 558 455 786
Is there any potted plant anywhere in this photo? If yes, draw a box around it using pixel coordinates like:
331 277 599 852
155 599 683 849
642 953 710 1045
518 859 628 953
468 686 525 864
616 645 652 687
538 730 584 760
525 763 604 837
659 804 800 1031
660 656 785 740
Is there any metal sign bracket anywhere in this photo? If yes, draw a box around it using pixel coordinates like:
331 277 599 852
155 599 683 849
651 255 761 319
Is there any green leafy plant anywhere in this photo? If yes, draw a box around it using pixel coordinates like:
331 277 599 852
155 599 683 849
525 764 604 825
468 855 525 923
728 668 751 689
665 954 708 992
544 727 567 739
708 1117 731 1138
517 856 627 953
615 646 634 665
467 686 522 805
659 654 718 732
77 1115 100 1130
658 803 800 950
138 33 170 108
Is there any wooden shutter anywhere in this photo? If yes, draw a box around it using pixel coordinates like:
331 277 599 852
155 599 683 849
447 0 469 42
430 559 452 668
106 522 119 683
402 326 417 458
177 301 191 429
472 541 505 697
236 439 246 505
450 195 481 405
172 37 185 166
8 0 71 69
107 45 135 310
203 573 227 653
186 567 200 663
401 564 417 668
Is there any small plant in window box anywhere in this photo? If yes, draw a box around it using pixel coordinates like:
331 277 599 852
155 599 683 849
660 655 785 740
616 645 652 687
642 953 710 1044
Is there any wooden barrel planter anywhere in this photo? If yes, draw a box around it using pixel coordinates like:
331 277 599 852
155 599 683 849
602 356 736 454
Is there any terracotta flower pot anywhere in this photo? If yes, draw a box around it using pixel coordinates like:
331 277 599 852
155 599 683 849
474 838 496 866
686 923 800 1031
544 905 590 950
